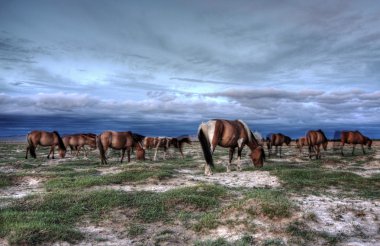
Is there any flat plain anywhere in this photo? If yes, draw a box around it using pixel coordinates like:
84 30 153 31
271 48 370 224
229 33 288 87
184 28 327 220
0 140 379 245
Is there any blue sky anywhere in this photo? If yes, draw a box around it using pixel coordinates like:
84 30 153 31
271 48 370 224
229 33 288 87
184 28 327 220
1 0 379 129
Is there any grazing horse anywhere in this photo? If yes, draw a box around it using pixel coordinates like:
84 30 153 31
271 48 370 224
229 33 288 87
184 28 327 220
198 119 265 175
170 135 192 158
266 133 291 158
143 137 172 161
63 133 97 157
295 136 308 154
25 130 66 159
97 131 145 164
340 131 372 156
306 129 328 159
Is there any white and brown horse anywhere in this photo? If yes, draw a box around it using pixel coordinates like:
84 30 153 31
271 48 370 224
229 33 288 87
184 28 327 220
306 129 328 159
198 119 265 175
97 131 145 164
340 130 372 156
25 130 66 159
63 133 97 157
143 137 172 161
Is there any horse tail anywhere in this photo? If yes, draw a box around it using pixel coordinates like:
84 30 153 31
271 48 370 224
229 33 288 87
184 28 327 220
26 132 37 158
53 131 66 151
97 133 107 164
198 124 213 168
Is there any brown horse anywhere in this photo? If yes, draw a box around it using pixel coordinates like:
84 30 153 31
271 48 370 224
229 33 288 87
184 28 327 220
143 137 172 161
25 130 66 159
295 136 308 154
266 133 291 158
169 135 192 158
340 131 372 156
97 131 145 164
306 129 328 159
63 133 96 157
198 119 265 175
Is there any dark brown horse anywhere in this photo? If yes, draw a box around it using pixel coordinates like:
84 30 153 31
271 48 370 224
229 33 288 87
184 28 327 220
340 131 372 156
169 135 192 158
198 119 265 175
295 136 308 154
306 129 328 159
25 130 66 159
266 133 291 158
143 137 172 161
97 131 145 164
63 133 96 157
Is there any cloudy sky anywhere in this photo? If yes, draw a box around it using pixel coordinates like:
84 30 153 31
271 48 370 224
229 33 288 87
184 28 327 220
1 0 379 135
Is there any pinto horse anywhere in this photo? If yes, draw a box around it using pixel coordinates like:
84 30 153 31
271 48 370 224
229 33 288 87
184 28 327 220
170 135 192 158
295 136 308 154
25 130 66 159
198 119 265 175
306 129 328 159
97 131 145 164
63 133 97 157
340 131 372 156
143 137 172 161
266 133 291 158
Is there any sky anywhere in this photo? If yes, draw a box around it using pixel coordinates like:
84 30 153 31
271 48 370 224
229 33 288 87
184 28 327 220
0 0 379 137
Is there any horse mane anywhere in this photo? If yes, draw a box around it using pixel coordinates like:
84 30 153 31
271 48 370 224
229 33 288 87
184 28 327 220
237 119 252 143
318 129 328 141
53 131 66 151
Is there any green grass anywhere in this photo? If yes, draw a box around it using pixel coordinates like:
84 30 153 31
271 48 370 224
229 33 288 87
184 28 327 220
244 189 294 219
0 184 227 245
0 173 12 188
259 163 380 198
45 168 174 190
195 234 254 246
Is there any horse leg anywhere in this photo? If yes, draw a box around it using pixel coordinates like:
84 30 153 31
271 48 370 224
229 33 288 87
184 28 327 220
120 149 126 163
163 147 167 160
227 148 235 172
25 146 29 159
279 146 282 158
352 144 356 156
316 145 321 159
127 148 131 162
361 144 366 155
308 145 313 159
237 148 243 171
153 147 159 161
76 146 81 157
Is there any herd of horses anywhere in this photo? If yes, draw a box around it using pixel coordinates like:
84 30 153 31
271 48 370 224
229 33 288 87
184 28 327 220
25 119 373 175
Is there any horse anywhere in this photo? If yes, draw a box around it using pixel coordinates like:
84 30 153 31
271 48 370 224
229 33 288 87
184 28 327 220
25 130 66 159
169 135 192 158
266 133 291 158
340 131 372 156
198 119 265 175
132 133 146 161
62 133 96 157
97 131 145 164
295 136 308 154
143 137 172 161
306 129 328 159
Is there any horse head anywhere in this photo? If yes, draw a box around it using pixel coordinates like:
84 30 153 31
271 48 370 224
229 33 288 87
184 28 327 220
58 149 66 158
250 146 265 167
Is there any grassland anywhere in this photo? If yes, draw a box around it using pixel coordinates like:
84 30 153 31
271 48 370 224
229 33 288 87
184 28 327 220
0 141 379 245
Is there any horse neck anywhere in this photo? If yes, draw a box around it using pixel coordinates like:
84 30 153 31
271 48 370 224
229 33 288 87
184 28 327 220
246 137 260 150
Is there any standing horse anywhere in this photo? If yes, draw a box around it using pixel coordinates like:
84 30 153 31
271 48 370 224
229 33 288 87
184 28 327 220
306 129 328 159
25 130 66 159
266 133 291 158
63 133 97 157
295 136 307 154
142 137 172 161
340 131 372 156
97 131 145 164
198 119 265 175
170 135 192 158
